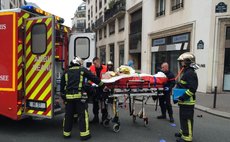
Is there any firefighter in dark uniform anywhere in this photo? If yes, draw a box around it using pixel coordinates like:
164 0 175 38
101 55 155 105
61 56 106 140
157 62 175 123
174 52 199 142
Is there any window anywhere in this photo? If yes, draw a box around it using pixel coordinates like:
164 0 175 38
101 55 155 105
109 21 115 35
118 16 125 32
110 44 114 63
31 24 47 54
104 26 107 38
88 0 90 4
156 0 165 17
99 29 102 40
74 37 90 59
99 0 102 9
91 6 93 17
96 0 98 13
104 0 107 4
171 0 184 11
226 27 230 40
119 44 124 66
100 47 106 64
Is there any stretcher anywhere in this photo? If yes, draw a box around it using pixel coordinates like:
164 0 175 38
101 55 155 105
101 73 167 132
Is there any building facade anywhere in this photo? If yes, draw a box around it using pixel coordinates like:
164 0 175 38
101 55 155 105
86 0 230 93
0 0 25 10
72 2 87 33
86 0 127 68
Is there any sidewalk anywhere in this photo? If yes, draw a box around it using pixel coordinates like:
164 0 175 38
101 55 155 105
195 92 230 119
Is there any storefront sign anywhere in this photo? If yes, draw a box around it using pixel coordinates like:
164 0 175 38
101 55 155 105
216 2 227 13
172 33 189 43
152 38 166 46
197 40 204 49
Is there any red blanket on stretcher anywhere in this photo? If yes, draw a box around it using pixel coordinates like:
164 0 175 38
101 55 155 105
102 73 167 89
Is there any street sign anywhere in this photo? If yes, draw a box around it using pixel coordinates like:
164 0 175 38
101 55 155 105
216 2 227 13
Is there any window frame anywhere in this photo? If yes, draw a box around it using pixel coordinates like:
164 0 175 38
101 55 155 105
74 37 90 60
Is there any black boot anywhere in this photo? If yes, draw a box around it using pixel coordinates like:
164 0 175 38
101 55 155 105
157 115 166 119
175 133 182 138
90 116 99 124
169 116 174 123
176 138 192 142
80 134 91 141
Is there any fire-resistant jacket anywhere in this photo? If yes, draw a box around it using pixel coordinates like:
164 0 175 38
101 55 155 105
60 66 104 100
176 67 198 106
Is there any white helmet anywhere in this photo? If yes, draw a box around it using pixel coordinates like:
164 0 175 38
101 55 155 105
71 56 83 66
177 52 196 64
107 61 113 65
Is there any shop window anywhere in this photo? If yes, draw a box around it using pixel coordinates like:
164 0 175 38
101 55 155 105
171 0 184 11
156 0 165 17
31 23 47 54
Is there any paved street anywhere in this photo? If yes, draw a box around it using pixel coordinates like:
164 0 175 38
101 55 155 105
0 104 230 142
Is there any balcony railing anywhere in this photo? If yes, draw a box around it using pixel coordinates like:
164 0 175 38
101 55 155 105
156 10 165 17
172 2 184 11
104 0 126 22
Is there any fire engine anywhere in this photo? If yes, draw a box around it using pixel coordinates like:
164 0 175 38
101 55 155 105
0 6 96 120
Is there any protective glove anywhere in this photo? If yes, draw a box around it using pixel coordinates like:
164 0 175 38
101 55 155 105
173 100 178 104
178 93 190 102
164 87 170 91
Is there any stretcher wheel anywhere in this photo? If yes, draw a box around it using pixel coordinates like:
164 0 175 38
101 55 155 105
144 118 148 127
102 119 110 127
132 115 136 123
113 124 120 133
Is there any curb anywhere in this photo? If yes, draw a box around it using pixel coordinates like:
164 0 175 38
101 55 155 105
195 105 230 119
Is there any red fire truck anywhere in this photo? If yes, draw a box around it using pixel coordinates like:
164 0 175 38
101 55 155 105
0 6 96 120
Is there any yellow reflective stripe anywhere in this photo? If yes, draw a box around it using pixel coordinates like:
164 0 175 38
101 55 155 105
98 81 103 86
179 129 183 134
64 73 68 90
66 94 81 99
186 90 194 97
79 75 83 88
69 66 79 70
85 110 89 132
63 131 71 137
63 118 65 127
182 120 193 141
180 80 187 84
80 130 90 137
179 101 195 105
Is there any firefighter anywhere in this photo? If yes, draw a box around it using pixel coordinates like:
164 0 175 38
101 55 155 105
89 57 108 124
157 62 175 123
174 52 199 142
107 61 114 71
61 56 106 140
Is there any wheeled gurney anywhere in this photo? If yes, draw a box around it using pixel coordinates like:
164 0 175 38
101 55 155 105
101 73 167 132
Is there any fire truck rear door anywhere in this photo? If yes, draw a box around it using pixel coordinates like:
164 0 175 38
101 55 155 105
24 16 55 118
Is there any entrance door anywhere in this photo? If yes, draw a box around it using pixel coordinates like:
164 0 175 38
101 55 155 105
223 27 230 91
24 16 55 118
